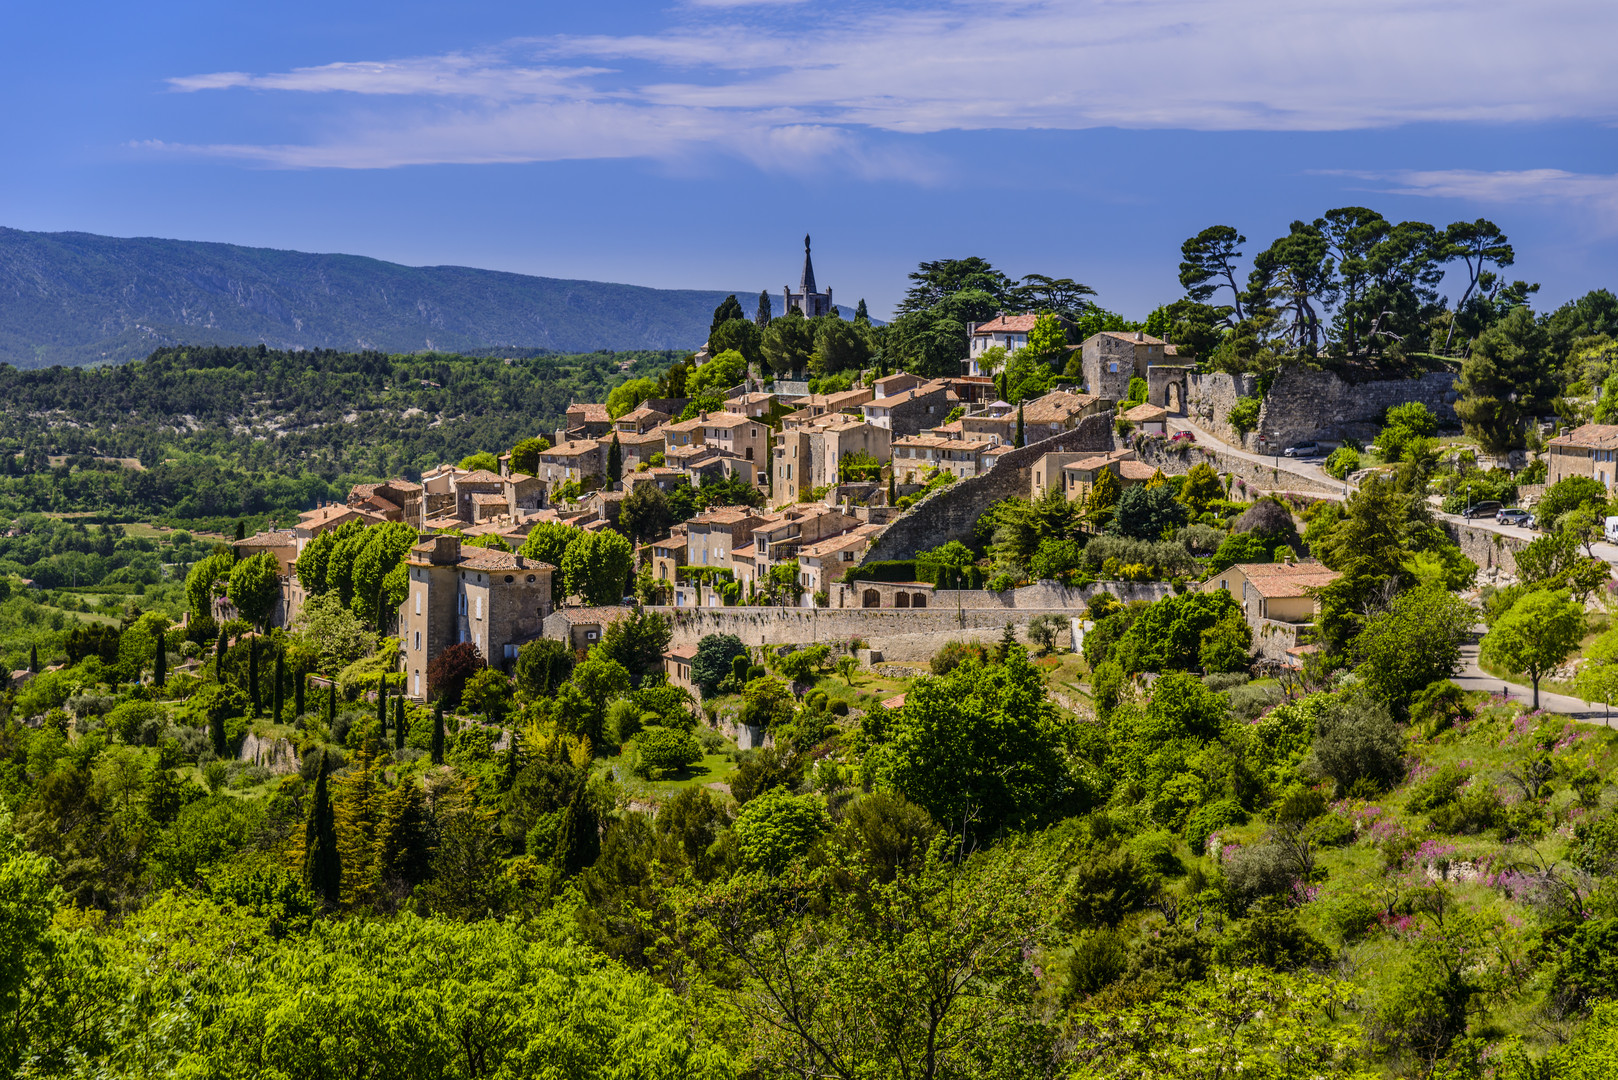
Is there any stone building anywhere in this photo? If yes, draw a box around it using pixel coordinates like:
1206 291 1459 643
1547 423 1618 491
1081 330 1167 401
773 415 891 506
293 504 390 557
536 440 604 488
891 434 999 481
861 380 950 437
400 534 555 700
348 479 425 530
783 234 834 318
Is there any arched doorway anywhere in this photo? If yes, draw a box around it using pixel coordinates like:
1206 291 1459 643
912 593 927 608
863 588 880 608
1166 381 1185 415
895 592 910 608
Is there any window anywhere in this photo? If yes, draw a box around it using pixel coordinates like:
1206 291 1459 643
1108 362 1119 374
414 631 421 650
414 672 421 696
475 595 483 619
586 630 598 641
414 591 421 615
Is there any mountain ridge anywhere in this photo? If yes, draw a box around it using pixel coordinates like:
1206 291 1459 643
0 226 797 368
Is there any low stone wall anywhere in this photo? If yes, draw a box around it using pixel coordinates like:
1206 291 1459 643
1252 618 1305 663
860 413 1115 562
1133 438 1343 496
1442 518 1526 578
652 580 1173 651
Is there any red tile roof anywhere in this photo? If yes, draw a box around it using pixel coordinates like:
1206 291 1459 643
972 314 1040 334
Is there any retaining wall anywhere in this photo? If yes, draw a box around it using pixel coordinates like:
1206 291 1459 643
1132 437 1343 496
1441 518 1527 578
1184 371 1258 446
1254 367 1459 450
861 413 1115 563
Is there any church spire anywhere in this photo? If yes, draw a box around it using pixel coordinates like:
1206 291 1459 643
800 233 817 295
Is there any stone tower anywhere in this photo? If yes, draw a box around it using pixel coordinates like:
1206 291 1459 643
783 234 834 318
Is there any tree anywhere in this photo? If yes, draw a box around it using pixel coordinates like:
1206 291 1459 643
1086 468 1122 530
762 316 815 376
1378 401 1438 461
462 667 513 723
394 696 405 751
272 646 285 721
688 348 748 396
289 592 376 676
558 657 632 746
374 779 434 900
152 625 167 688
733 788 831 874
350 522 419 630
757 290 773 327
874 650 1069 837
1353 584 1473 711
619 483 672 544
520 520 585 604
1311 475 1416 649
185 551 233 621
1177 461 1223 516
249 638 262 717
302 752 341 907
227 551 281 629
1481 589 1587 710
632 727 703 780
459 452 499 473
1027 613 1066 655
1442 219 1514 351
562 530 634 606
508 436 550 475
594 608 673 688
28 643 38 674
812 318 871 375
1108 484 1188 541
710 294 746 340
1014 403 1025 448
854 298 869 324
515 637 574 700
427 641 484 708
1455 306 1555 453
692 633 748 697
605 378 659 419
1023 312 1069 361
1111 589 1246 675
606 434 623 484
431 702 445 764
1179 225 1247 323
1537 475 1610 524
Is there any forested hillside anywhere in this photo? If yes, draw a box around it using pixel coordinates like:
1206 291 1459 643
0 227 744 367
0 344 678 530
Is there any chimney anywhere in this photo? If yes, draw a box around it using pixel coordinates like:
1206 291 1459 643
1135 331 1144 341
426 534 462 566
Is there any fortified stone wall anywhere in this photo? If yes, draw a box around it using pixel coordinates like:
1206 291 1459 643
1183 371 1258 446
652 580 1172 650
1255 368 1459 450
861 413 1115 562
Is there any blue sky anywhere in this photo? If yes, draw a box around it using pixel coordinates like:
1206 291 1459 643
4 0 1618 320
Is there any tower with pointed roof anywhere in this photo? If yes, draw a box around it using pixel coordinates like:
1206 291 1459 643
783 234 834 318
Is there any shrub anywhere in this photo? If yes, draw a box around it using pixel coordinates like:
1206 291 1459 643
1185 798 1247 853
1228 394 1261 434
1222 842 1297 905
630 727 703 779
1324 446 1360 480
733 788 830 873
1305 692 1405 797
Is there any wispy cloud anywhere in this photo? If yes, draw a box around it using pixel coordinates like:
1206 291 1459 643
1335 168 1618 229
156 0 1618 170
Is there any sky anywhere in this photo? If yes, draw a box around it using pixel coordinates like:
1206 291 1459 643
4 0 1618 321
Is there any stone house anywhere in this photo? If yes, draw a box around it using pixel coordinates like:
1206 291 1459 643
1201 561 1341 659
773 415 891 506
861 380 951 437
1022 390 1106 439
650 527 687 588
453 470 507 522
1059 449 1150 501
615 405 669 435
724 392 780 419
663 647 698 695
615 429 667 473
695 412 769 467
1124 401 1169 435
400 535 555 700
536 440 604 488
1547 423 1618 491
966 314 1038 376
562 403 613 442
235 529 300 575
541 606 634 652
795 525 881 605
348 479 425 530
1030 452 1094 500
293 504 390 557
1081 330 1167 401
684 507 767 572
871 372 924 399
891 434 999 481
732 506 859 592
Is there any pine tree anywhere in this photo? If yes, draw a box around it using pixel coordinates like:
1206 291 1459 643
394 696 406 751
756 289 772 327
855 299 869 324
272 648 285 722
431 701 445 765
248 638 260 717
1015 403 1025 448
152 626 167 687
333 749 383 908
997 623 1018 663
302 751 342 907
373 780 435 902
607 434 623 484
29 643 38 674
997 372 1007 402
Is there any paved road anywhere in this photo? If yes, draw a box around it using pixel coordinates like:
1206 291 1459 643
1430 499 1618 565
1166 417 1347 496
1454 641 1617 727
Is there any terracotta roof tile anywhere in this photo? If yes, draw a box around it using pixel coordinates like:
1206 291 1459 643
972 314 1040 334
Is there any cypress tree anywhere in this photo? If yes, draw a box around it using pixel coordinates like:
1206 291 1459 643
302 751 342 907
376 676 388 741
997 622 1018 663
234 519 245 541
431 701 445 765
607 434 623 484
374 780 434 895
152 626 167 687
294 669 305 717
1015 403 1025 448
272 648 285 722
394 696 406 751
248 638 260 717
887 468 897 506
209 700 227 758
755 289 772 327
553 781 600 877
855 298 869 325
501 730 521 793
29 643 38 674
326 682 337 730
215 632 224 681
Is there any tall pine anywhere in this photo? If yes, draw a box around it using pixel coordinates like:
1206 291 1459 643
394 696 406 751
373 780 435 903
553 781 600 877
152 626 167 687
333 749 383 908
302 751 342 908
431 701 445 765
855 298 869 324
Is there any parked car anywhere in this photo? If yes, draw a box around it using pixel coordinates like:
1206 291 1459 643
1496 508 1531 526
1283 441 1319 458
1462 500 1503 519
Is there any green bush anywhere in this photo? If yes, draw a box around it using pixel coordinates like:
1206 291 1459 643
630 727 703 779
1228 395 1261 435
1323 446 1359 480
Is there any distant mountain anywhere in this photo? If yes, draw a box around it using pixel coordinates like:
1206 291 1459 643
0 227 834 368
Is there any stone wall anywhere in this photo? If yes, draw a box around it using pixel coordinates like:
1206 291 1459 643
652 580 1172 651
1183 371 1258 446
861 413 1115 563
1255 367 1459 450
1132 437 1343 496
1442 518 1526 579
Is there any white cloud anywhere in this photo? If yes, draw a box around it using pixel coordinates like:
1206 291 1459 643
1348 168 1618 228
159 0 1618 170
